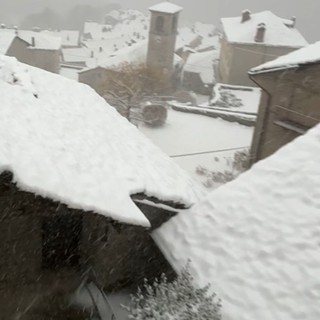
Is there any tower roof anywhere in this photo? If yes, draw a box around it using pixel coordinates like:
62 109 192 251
149 2 182 14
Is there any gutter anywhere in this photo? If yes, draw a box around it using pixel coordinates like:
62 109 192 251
249 64 298 75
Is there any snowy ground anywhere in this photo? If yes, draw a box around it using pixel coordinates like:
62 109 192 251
139 109 253 188
203 83 261 114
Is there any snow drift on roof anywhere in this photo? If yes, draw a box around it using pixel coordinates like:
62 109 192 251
153 123 320 320
250 41 320 73
0 55 204 227
0 31 16 54
19 30 61 50
42 30 79 47
221 10 307 47
149 2 182 14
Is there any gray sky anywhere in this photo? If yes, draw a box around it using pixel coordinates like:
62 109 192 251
0 0 318 42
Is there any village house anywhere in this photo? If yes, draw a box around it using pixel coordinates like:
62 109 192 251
248 41 320 163
218 10 308 86
0 55 204 318
0 27 61 73
153 122 320 320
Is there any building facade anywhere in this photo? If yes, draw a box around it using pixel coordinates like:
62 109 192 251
219 10 307 86
0 171 175 317
249 53 320 163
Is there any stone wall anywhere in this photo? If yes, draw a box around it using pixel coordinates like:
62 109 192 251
250 64 320 162
219 36 301 86
0 171 173 294
7 39 60 74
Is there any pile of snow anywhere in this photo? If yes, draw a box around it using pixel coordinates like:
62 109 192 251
221 10 308 47
153 124 320 320
250 41 320 73
207 83 261 114
0 57 37 96
0 55 204 227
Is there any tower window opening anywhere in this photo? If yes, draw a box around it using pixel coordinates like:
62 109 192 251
155 16 164 32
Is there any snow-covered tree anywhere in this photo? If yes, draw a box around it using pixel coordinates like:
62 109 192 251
103 63 170 126
196 149 250 188
123 264 221 320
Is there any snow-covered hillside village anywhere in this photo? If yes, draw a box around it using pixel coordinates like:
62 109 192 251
0 1 319 319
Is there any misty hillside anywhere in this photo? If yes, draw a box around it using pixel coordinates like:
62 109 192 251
16 3 121 31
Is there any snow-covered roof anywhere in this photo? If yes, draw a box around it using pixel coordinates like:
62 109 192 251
149 2 182 14
0 29 61 50
0 54 204 227
153 123 320 320
99 40 148 69
250 41 320 73
0 31 16 54
80 39 182 72
42 30 80 47
19 31 62 50
62 47 91 63
221 10 308 47
184 50 216 84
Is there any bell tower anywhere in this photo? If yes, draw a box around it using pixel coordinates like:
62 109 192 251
146 2 182 75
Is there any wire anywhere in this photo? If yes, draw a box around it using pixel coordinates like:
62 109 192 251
275 105 320 122
170 146 249 158
234 46 280 58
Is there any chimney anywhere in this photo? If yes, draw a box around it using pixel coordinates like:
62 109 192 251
0 24 5 29
91 50 94 58
241 9 251 23
14 25 18 35
31 36 35 47
255 23 266 42
291 16 296 28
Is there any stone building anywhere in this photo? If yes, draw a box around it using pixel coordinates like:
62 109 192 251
249 41 320 163
0 55 203 318
218 10 307 86
0 28 61 73
146 2 182 76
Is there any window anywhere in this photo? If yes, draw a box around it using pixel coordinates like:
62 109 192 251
172 15 178 34
155 16 164 33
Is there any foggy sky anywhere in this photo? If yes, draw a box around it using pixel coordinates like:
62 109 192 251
0 0 318 42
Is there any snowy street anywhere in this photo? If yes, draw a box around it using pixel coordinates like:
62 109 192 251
139 108 253 186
